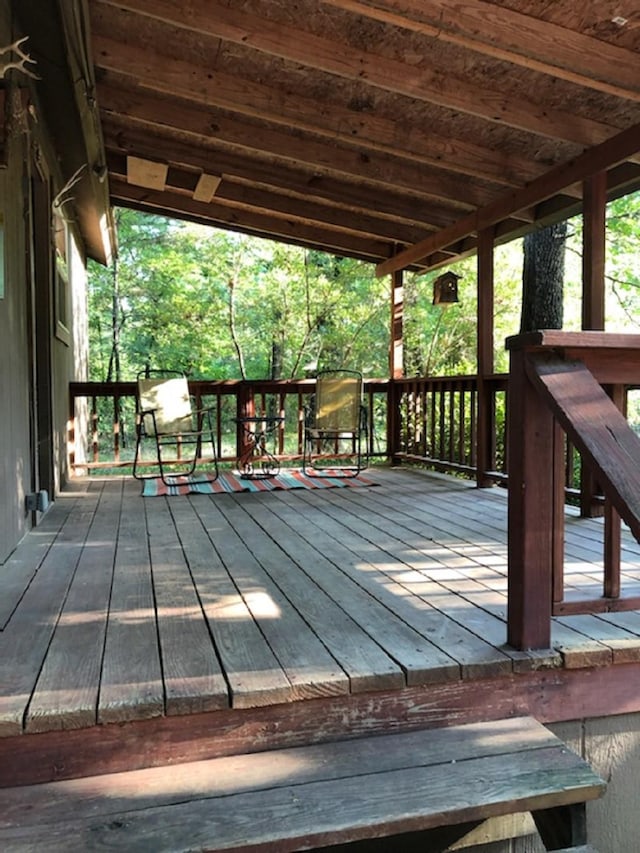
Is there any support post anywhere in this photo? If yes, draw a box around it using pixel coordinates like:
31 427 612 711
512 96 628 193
580 171 607 517
476 227 494 487
236 382 254 464
476 228 496 487
387 268 404 463
507 345 555 650
390 268 403 380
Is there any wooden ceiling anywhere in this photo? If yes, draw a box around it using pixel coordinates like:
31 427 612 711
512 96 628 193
87 0 640 272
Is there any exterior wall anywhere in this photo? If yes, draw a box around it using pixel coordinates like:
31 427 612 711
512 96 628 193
51 223 89 491
0 13 33 562
551 714 640 853
0 5 90 561
457 714 640 853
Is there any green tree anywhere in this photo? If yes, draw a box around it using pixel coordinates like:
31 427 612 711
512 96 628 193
88 210 389 381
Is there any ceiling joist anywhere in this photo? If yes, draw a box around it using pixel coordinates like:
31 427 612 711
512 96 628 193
84 0 640 269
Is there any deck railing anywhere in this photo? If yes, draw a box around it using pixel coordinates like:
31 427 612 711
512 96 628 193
68 378 391 474
388 374 509 482
68 373 514 479
507 331 640 650
68 374 639 497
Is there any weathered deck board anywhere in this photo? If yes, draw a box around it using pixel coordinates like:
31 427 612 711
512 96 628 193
203 496 355 700
98 478 164 724
0 491 99 736
171 495 294 708
144 497 228 715
215 495 405 692
294 486 519 676
0 490 80 629
1 467 640 736
0 717 559 827
25 479 122 732
274 488 515 679
0 717 604 852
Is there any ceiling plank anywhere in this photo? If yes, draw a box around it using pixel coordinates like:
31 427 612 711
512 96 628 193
323 0 640 102
96 83 501 209
376 120 640 276
94 0 624 147
108 178 395 262
91 40 551 189
100 119 462 230
106 152 431 244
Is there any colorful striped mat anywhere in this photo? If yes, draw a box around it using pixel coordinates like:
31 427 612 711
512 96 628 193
141 469 378 496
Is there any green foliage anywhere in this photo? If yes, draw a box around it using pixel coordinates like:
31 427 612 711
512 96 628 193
89 193 640 385
88 210 388 381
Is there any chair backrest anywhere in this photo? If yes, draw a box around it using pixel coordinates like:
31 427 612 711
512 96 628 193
314 370 362 432
138 375 192 435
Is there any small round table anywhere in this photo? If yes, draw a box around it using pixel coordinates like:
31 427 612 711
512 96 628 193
235 415 285 478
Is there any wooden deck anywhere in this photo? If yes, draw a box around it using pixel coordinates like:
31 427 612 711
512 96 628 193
2 466 640 786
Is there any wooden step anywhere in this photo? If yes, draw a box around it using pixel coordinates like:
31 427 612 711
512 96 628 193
0 717 605 852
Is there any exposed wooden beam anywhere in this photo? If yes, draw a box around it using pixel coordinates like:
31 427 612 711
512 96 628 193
100 117 466 230
376 121 640 277
476 226 495 488
109 179 394 263
94 0 623 147
324 0 640 102
96 83 497 210
91 34 550 189
582 172 607 331
106 152 430 244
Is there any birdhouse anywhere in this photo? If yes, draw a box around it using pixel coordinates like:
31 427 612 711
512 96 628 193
432 272 461 306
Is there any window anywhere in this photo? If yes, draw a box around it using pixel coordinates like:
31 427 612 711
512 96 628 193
53 213 70 344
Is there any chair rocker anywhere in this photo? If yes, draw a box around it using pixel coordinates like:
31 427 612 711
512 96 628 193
303 369 368 477
133 370 218 485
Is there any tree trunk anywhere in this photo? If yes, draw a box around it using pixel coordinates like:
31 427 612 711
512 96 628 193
270 337 284 380
520 222 567 332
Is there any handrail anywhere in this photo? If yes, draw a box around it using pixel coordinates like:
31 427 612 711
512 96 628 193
506 331 640 651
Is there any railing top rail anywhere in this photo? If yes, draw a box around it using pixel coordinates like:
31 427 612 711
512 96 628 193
69 377 391 397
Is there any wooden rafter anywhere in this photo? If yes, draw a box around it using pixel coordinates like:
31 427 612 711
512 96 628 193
101 118 462 231
108 178 393 262
376 121 640 277
94 0 624 147
92 37 550 190
106 159 430 246
84 0 640 267
96 81 497 210
323 0 640 102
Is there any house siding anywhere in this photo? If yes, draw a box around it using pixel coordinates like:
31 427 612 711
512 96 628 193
0 86 33 562
0 6 89 562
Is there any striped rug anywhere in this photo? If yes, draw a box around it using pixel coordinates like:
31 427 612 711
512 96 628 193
141 469 378 496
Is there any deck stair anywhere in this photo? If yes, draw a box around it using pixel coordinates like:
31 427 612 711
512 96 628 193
0 716 604 852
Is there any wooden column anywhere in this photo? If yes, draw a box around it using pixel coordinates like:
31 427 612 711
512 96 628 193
236 382 254 463
604 384 623 599
476 227 494 487
582 171 607 331
580 171 607 517
387 268 404 462
390 268 403 379
507 344 555 650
